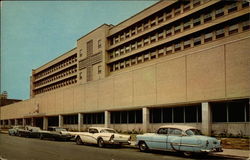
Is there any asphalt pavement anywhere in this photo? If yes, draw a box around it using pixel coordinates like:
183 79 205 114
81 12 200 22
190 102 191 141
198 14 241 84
0 133 247 160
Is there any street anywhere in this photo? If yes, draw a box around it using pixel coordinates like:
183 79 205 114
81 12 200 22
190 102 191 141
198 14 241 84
0 134 246 160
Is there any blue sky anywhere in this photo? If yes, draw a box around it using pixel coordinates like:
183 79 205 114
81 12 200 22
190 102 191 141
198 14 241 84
1 1 157 100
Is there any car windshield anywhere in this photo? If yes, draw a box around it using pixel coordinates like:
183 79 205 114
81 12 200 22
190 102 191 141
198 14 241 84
185 129 202 136
100 129 116 133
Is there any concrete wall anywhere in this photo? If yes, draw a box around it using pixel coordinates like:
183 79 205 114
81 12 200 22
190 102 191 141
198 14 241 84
212 123 250 136
1 36 250 120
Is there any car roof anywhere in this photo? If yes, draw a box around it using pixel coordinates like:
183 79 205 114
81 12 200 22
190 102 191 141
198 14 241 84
88 127 115 131
159 125 197 131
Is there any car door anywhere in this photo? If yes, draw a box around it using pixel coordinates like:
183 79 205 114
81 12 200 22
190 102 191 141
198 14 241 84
166 128 182 151
84 128 99 144
150 128 168 150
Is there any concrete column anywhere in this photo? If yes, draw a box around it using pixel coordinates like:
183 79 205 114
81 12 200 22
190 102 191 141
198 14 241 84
43 117 48 130
59 115 63 127
14 119 18 126
202 102 212 136
104 111 110 128
31 118 34 126
78 113 83 131
22 118 26 127
143 107 150 133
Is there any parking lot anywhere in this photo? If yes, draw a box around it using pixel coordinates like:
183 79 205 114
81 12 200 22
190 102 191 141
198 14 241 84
0 133 247 160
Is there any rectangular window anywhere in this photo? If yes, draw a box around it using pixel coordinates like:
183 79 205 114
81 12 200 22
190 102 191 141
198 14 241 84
204 12 212 23
174 43 181 52
150 35 157 43
63 115 78 124
125 46 130 53
87 40 93 57
151 51 157 59
184 21 191 30
185 106 198 122
215 8 224 18
131 28 136 36
144 38 150 46
163 108 172 123
98 39 102 48
228 2 238 13
215 28 225 39
131 57 137 65
137 55 143 63
174 7 181 16
193 0 201 7
242 0 249 8
211 102 227 122
120 34 125 41
165 12 172 20
228 24 238 35
166 28 172 37
115 50 120 57
193 17 201 26
194 36 201 46
144 22 149 30
184 40 191 49
158 14 164 23
158 32 164 40
151 19 157 27
166 46 173 54
242 20 250 31
173 107 184 123
150 108 162 123
204 32 213 42
174 25 181 34
158 48 164 57
111 110 142 124
137 25 143 33
125 60 130 67
144 53 150 61
184 4 190 12
120 48 125 55
228 101 245 122
137 40 143 48
131 43 136 51
125 32 130 39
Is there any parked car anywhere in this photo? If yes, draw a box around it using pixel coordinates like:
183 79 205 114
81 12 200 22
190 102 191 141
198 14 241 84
17 126 42 138
75 127 131 147
39 127 73 141
136 125 223 156
8 126 24 136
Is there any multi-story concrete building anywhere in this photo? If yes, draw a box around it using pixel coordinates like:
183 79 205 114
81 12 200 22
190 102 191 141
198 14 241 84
1 0 249 136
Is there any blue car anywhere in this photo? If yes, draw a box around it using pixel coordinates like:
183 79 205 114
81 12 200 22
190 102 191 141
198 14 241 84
136 125 222 156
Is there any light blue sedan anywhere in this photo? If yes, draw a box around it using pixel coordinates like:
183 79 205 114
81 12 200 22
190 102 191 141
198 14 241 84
136 125 223 156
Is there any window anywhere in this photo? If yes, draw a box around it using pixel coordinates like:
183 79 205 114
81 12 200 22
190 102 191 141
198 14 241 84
193 0 201 7
111 110 142 124
98 66 102 74
204 12 212 23
184 3 190 12
150 108 161 123
151 35 157 43
120 34 125 41
166 46 173 54
228 2 238 13
137 40 143 48
194 36 201 46
120 48 125 55
242 20 250 31
158 14 164 23
215 28 225 39
131 43 136 51
131 57 137 65
204 32 213 42
125 46 130 53
174 7 181 16
184 21 191 30
98 39 102 48
168 128 182 135
228 24 238 35
193 17 201 26
137 55 143 63
158 48 165 57
162 108 172 123
158 31 164 40
63 115 78 124
174 25 181 34
151 51 157 59
242 0 249 8
166 12 172 20
137 25 143 33
158 128 168 134
151 19 157 27
144 21 149 30
83 112 104 124
184 40 191 49
115 50 120 57
144 37 150 46
131 28 136 36
173 107 184 123
174 43 181 52
166 28 172 37
79 49 83 57
144 53 150 61
87 40 93 57
215 7 224 18
125 31 130 38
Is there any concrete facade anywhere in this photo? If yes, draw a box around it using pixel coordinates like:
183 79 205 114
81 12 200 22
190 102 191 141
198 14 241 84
1 0 249 136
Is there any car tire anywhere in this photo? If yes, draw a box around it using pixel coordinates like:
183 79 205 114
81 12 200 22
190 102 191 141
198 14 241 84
139 141 148 152
76 136 83 145
98 138 105 148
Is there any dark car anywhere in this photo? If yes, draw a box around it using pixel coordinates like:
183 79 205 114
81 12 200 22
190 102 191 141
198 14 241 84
39 127 72 141
17 126 42 138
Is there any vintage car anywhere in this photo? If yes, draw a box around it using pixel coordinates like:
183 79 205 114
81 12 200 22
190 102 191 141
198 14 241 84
39 127 73 141
8 126 25 136
136 125 223 156
17 126 43 138
75 127 131 147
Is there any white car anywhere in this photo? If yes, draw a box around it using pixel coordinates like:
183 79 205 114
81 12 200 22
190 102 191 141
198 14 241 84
75 127 131 147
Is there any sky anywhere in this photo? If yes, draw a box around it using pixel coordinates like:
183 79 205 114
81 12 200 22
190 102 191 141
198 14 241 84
1 1 157 100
